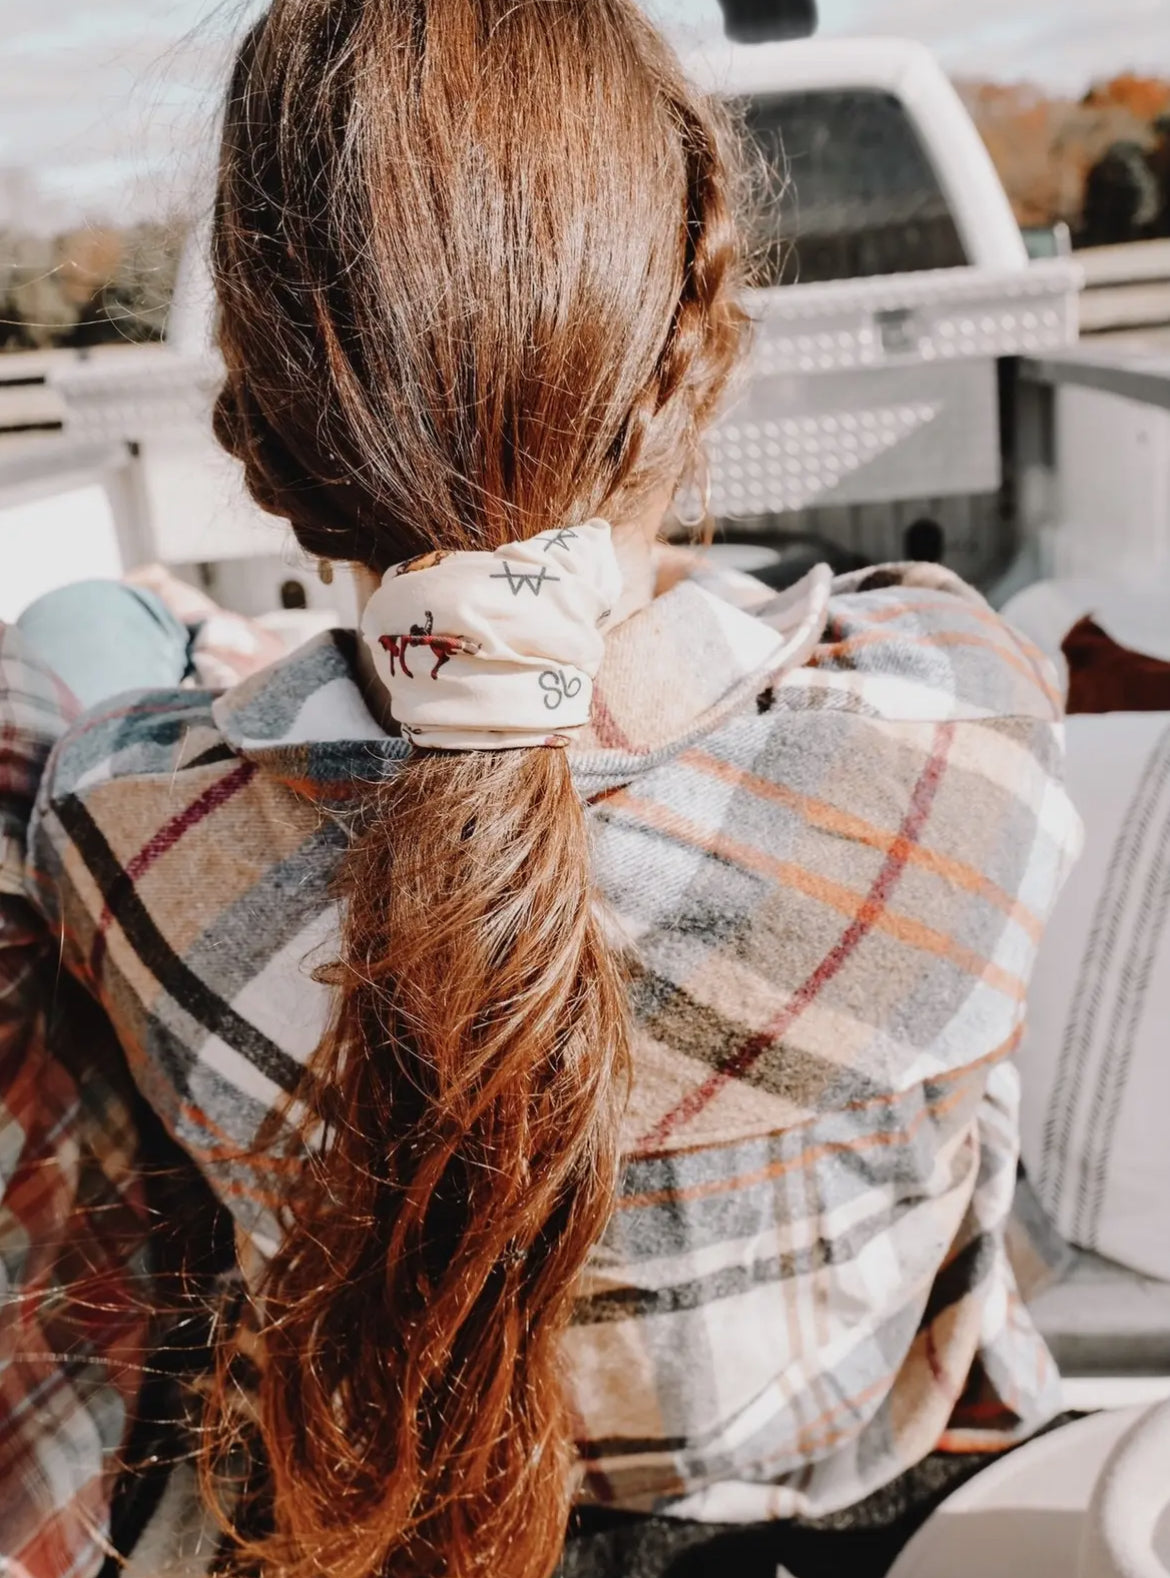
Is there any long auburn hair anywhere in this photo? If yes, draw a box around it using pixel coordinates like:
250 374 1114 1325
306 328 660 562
205 3 746 1575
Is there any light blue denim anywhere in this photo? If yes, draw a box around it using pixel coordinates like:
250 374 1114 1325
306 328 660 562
16 580 193 710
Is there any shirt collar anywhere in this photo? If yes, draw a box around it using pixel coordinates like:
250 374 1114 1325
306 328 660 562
213 557 832 800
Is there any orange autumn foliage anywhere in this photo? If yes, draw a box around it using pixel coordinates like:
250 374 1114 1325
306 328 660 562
1083 74 1170 122
958 74 1170 233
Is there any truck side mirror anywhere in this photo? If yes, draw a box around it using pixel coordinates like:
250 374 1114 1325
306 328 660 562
716 0 818 42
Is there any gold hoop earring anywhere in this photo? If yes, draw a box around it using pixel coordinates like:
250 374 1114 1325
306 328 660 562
672 449 711 531
317 558 334 586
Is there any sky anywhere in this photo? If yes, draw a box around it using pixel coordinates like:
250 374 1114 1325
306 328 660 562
3 0 1170 229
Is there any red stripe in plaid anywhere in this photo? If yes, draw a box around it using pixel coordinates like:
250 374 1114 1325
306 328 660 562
618 1033 1017 1212
638 722 955 1148
681 746 1045 942
89 760 257 979
6 561 1080 1536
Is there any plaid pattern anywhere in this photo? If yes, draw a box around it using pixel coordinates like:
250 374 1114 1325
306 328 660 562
2 557 1080 1565
0 637 159 1576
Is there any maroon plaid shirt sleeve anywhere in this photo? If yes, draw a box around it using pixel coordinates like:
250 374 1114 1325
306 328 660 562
0 625 159 1578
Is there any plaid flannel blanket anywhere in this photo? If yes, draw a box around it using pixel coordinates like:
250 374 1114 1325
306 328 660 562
0 642 160 1575
1 558 1080 1568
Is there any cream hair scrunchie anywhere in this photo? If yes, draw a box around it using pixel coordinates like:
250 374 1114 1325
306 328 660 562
360 518 624 751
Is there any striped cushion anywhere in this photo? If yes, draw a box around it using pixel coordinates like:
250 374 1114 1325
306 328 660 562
1019 712 1170 1281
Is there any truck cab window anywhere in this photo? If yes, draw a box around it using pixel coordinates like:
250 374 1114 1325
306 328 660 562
741 89 968 285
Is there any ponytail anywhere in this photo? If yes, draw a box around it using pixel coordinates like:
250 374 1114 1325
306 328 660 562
207 749 628 1576
205 1 747 1572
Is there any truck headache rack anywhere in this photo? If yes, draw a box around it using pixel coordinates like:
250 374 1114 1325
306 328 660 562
716 0 818 44
3 34 1167 616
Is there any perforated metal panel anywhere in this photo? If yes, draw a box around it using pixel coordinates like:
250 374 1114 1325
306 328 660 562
51 350 217 443
48 262 1082 587
49 352 281 566
709 260 1081 578
746 261 1080 373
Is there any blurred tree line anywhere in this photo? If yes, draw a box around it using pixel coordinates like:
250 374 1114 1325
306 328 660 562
2 69 1168 357
961 74 1170 247
0 218 185 352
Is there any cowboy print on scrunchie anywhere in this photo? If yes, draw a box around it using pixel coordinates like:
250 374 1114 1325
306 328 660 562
360 519 623 751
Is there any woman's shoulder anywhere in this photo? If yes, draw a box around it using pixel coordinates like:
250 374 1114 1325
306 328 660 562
39 684 231 806
25 681 259 938
797 562 1064 725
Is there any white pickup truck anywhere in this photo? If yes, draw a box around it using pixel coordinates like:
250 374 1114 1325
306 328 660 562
689 33 1082 586
0 24 1084 620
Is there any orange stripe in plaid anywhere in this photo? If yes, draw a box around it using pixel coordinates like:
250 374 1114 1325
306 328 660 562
857 594 1061 705
176 1098 301 1174
581 1362 903 1480
744 1364 906 1473
681 748 1044 944
720 1283 991 1473
787 1367 906 1464
618 1043 1004 1210
609 796 1027 1003
215 1173 285 1213
859 595 999 627
633 724 961 1146
812 625 1059 706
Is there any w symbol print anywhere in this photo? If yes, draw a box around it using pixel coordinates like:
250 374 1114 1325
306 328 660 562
490 562 561 597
